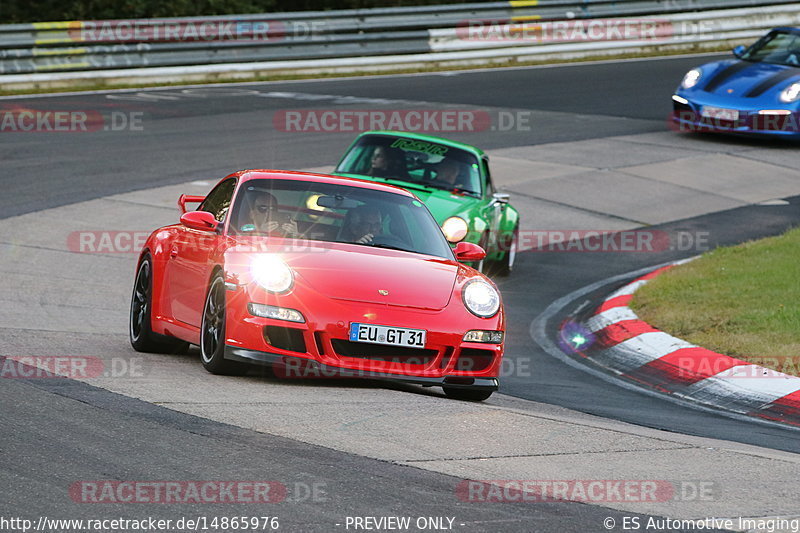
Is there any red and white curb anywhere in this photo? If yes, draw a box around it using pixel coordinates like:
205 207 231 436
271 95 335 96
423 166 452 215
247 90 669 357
579 260 800 427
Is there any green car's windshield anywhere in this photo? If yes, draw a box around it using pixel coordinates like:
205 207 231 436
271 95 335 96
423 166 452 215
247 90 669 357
741 31 800 67
336 135 483 197
228 178 454 260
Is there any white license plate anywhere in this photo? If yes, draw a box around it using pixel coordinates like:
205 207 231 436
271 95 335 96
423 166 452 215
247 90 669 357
701 106 739 121
349 323 426 348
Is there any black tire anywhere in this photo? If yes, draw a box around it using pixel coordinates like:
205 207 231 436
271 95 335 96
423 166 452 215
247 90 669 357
200 272 245 375
443 387 494 402
130 255 189 354
494 225 519 277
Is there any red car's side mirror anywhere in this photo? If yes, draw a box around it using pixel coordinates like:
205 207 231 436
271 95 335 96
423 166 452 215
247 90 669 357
454 241 486 262
180 211 219 232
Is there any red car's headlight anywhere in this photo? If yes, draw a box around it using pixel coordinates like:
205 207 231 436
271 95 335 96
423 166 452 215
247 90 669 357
462 279 500 318
250 254 294 293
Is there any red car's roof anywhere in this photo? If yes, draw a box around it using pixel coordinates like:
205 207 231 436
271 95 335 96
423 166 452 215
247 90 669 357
231 169 416 198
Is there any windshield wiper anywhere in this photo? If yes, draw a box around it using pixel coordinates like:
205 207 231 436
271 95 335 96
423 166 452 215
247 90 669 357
424 182 479 196
345 172 433 192
372 243 414 253
451 187 479 197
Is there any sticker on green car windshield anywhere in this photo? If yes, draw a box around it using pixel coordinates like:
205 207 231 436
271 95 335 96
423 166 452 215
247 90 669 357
390 138 449 156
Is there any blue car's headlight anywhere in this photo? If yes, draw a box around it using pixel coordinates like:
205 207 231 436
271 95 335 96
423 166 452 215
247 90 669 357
779 82 800 103
681 69 702 89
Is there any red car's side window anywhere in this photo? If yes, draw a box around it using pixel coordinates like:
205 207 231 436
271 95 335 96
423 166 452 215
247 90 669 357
198 178 237 222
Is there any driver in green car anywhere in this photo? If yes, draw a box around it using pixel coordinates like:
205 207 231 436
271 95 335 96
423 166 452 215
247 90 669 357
433 157 467 189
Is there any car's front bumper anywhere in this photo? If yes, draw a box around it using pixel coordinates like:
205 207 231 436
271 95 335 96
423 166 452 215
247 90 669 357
225 346 499 391
222 276 505 386
671 94 800 137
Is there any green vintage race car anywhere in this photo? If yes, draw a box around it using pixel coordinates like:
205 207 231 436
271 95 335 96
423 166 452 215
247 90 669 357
334 131 520 276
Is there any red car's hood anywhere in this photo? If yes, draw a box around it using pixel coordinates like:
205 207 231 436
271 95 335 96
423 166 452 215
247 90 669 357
225 237 458 310
289 245 457 310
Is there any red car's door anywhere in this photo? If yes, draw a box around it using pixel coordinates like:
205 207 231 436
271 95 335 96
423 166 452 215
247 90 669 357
164 178 236 328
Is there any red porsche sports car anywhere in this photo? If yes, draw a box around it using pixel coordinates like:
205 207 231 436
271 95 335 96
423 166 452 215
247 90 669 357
129 170 505 400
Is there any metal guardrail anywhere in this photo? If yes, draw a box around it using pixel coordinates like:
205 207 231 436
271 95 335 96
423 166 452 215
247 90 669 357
0 0 796 75
0 0 800 88
431 4 800 52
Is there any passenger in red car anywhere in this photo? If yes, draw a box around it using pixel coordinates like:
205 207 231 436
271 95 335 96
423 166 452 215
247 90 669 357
340 206 383 245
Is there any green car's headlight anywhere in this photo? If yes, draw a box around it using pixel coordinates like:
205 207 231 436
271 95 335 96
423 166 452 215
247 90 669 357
462 279 500 318
442 216 469 243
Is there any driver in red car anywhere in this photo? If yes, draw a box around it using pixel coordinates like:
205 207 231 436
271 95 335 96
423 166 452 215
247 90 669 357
246 191 299 237
340 205 383 245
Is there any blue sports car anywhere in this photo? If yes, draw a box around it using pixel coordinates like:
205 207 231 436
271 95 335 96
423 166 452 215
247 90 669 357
672 27 800 137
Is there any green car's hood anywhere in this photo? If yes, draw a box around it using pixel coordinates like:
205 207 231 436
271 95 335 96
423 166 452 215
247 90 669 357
412 188 481 224
335 172 480 224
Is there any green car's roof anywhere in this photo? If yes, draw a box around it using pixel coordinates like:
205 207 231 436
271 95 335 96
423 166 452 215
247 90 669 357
354 130 486 158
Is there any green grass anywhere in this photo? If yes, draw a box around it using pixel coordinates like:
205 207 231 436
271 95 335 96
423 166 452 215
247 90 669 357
631 226 800 368
0 45 731 96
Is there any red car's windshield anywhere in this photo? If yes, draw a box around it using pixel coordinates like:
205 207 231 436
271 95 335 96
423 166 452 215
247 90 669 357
229 178 454 259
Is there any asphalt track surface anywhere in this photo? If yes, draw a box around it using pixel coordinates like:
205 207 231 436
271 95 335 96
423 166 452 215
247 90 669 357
4 374 664 532
1 53 729 219
3 53 800 530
